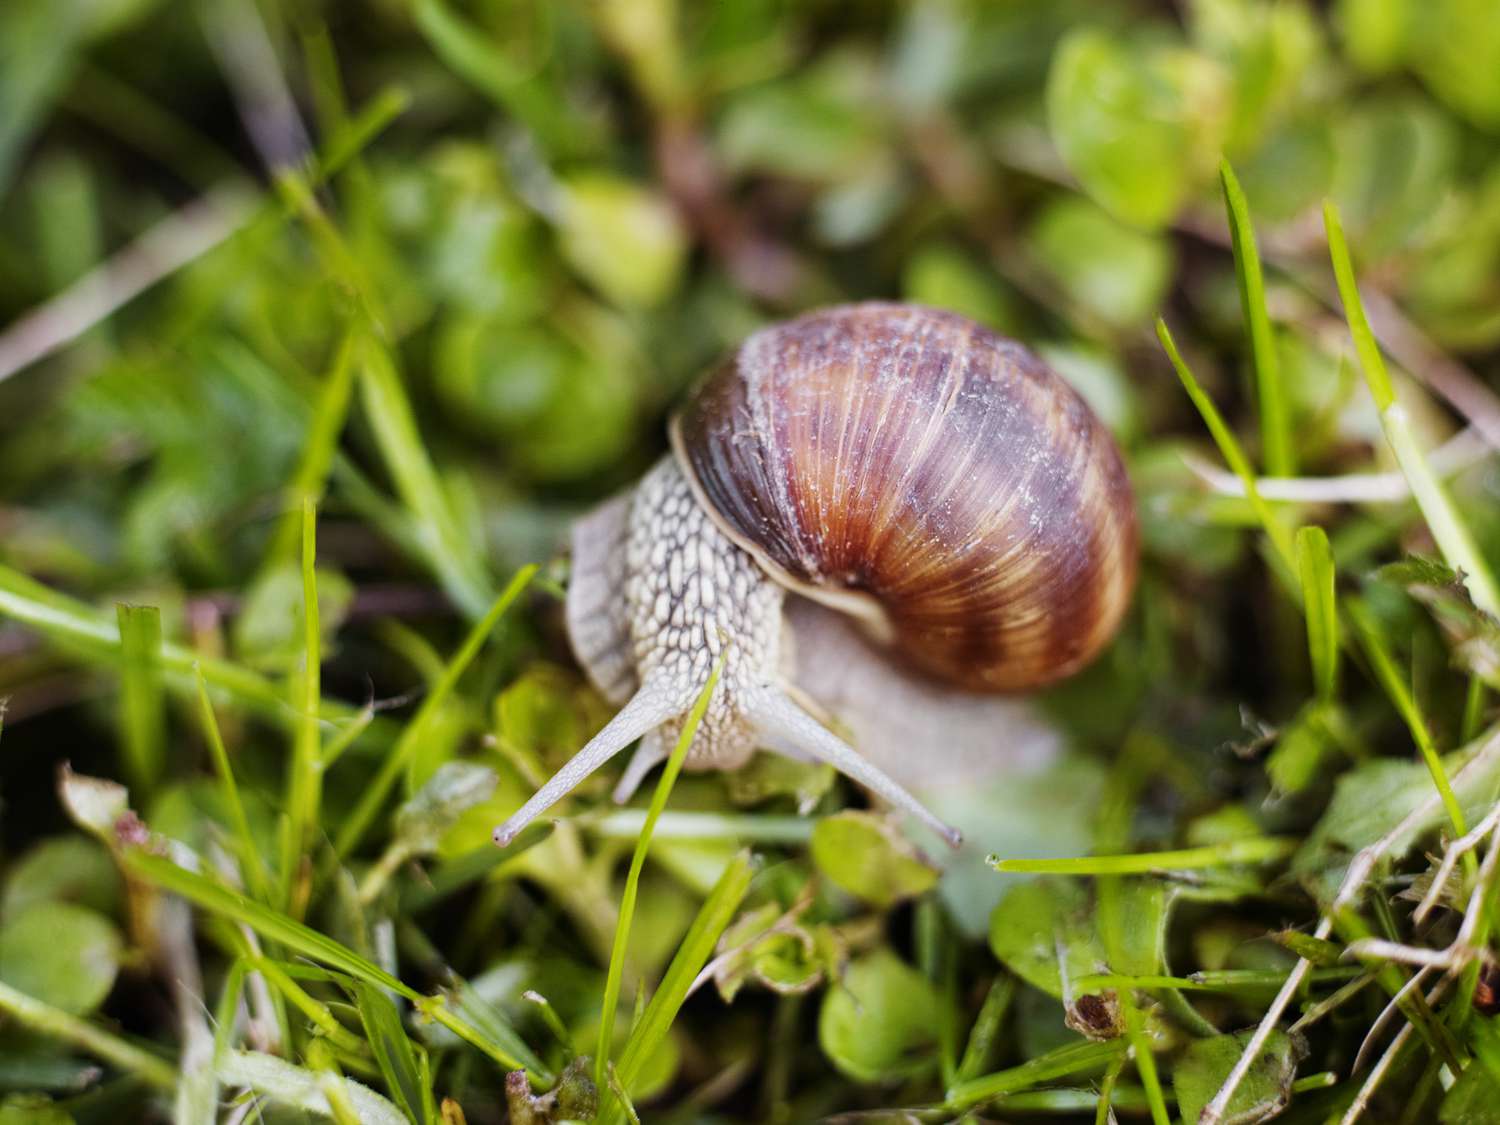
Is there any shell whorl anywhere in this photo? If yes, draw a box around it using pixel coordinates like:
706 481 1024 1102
670 302 1138 692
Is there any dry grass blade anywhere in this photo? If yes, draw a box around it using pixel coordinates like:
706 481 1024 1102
1203 725 1500 1122
0 184 255 384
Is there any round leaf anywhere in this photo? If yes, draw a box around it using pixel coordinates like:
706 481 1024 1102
1048 29 1206 229
1 836 121 920
1029 197 1173 327
0 903 122 1015
818 949 940 1082
1174 1028 1304 1125
556 173 687 309
810 811 939 907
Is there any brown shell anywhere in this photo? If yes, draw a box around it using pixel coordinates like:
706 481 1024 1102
670 302 1138 692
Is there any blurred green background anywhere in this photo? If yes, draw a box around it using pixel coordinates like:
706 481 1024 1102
3 0 1500 1122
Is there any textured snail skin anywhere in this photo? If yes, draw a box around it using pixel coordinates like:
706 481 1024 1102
672 302 1138 692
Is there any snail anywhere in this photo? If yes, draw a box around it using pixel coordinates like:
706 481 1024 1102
492 303 1138 850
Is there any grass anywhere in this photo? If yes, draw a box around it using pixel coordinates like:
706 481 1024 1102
595 657 723 1094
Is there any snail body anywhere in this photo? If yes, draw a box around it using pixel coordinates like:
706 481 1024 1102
493 303 1138 849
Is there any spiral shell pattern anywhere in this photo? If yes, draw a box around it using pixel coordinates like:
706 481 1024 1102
670 302 1138 692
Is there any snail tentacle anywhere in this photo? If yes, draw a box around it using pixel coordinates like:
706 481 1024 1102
491 682 687 847
746 687 963 848
612 732 668 804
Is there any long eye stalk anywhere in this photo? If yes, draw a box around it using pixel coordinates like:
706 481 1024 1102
747 689 963 848
491 683 684 847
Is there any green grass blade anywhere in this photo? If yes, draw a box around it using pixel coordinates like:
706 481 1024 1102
597 657 726 1089
1344 596 1473 856
0 979 177 1091
321 705 376 768
410 0 581 156
0 564 372 731
285 499 324 872
123 849 418 998
193 666 269 902
1381 403 1500 614
945 1038 1128 1112
357 333 493 620
1221 159 1292 476
954 974 1015 1085
1323 202 1394 411
211 958 249 1064
351 981 436 1125
264 331 358 569
116 603 166 791
1095 1053 1127 1125
427 979 550 1079
611 850 754 1109
1324 201 1500 616
1155 319 1297 572
1463 677 1488 744
334 564 537 857
1296 526 1340 700
250 958 367 1056
988 837 1297 874
1123 1001 1170 1125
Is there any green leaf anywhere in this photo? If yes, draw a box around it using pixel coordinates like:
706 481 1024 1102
722 751 834 811
351 982 436 1125
988 877 1167 1038
1336 0 1415 73
810 810 940 907
986 878 1093 999
115 603 165 791
1029 196 1173 327
1265 700 1340 795
1295 742 1500 888
392 761 499 857
1236 117 1335 221
557 174 688 309
1173 1029 1304 1125
711 903 839 1002
0 1093 75 1124
916 752 1107 938
356 334 494 620
0 904 121 1016
1048 29 1215 229
122 848 415 996
1156 318 1298 572
1412 0 1500 129
818 949 942 1082
0 836 121 920
216 1050 408 1125
717 59 885 183
1330 96 1458 259
1441 1057 1500 1124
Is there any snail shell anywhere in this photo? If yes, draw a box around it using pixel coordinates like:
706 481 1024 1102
494 302 1138 850
672 302 1137 691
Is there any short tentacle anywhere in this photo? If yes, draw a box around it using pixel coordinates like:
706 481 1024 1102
492 684 685 847
612 731 668 804
746 688 963 848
